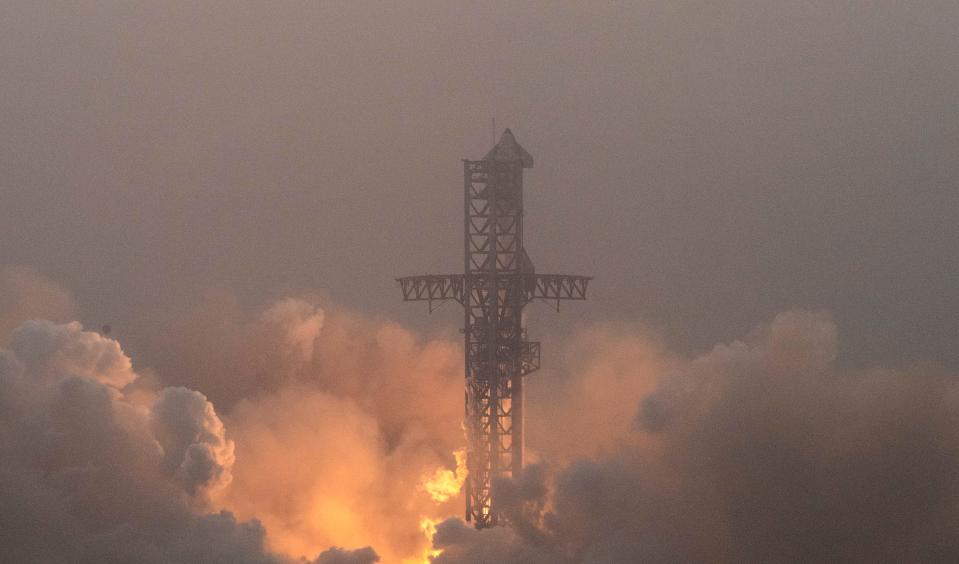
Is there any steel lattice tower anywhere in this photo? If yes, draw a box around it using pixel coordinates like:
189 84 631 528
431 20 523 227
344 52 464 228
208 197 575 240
397 129 590 528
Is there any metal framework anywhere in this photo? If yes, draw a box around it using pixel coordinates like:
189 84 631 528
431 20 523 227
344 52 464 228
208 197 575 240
397 129 590 528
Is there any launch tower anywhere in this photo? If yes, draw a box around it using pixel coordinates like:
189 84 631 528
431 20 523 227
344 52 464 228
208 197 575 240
397 129 590 528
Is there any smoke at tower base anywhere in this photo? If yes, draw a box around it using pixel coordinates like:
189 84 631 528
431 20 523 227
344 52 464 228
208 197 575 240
0 268 464 563
432 311 959 563
3 267 959 562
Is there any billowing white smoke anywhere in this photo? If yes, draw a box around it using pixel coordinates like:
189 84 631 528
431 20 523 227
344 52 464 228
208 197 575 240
192 297 465 562
433 311 959 562
0 319 272 562
152 386 236 498
8 320 135 388
0 279 462 563
9 268 958 563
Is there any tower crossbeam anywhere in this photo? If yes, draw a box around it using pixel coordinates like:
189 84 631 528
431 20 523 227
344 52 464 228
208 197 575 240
397 129 590 528
396 273 591 308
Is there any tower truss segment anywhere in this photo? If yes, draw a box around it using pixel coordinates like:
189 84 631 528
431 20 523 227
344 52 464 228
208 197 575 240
397 129 590 528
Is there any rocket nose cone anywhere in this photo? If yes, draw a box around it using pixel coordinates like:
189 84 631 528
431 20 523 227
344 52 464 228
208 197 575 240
484 128 534 168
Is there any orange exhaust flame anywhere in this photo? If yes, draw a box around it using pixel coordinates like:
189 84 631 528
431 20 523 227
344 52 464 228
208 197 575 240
403 449 466 562
420 447 467 503
401 518 443 564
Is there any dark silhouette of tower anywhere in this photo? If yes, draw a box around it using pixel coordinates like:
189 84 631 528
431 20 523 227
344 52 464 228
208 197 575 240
397 129 590 528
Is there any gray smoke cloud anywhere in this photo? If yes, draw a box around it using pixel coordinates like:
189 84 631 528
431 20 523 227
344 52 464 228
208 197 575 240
152 386 235 497
148 294 329 410
434 311 959 562
5 2 958 560
431 519 556 564
4 286 959 562
8 319 135 388
0 287 470 562
0 319 280 563
312 546 380 564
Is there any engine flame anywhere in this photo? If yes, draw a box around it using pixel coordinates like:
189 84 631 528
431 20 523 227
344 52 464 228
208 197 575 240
400 518 443 564
401 449 466 562
420 447 467 503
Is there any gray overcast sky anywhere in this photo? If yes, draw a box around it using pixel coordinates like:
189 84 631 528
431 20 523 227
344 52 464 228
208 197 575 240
2 1 958 369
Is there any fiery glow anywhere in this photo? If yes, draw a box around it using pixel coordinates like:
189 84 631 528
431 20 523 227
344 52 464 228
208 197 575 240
420 448 468 503
401 518 443 564
398 450 467 562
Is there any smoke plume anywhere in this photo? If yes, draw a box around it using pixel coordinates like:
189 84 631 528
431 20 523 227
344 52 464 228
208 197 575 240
0 319 277 563
435 311 959 562
154 293 467 562
0 282 470 562
4 268 959 563
313 546 381 564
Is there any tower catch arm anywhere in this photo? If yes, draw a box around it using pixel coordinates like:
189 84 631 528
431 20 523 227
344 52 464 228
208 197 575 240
523 274 591 303
397 274 465 309
396 128 590 529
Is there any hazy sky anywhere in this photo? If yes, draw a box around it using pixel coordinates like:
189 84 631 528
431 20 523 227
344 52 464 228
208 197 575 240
2 1 958 369
5 3 959 562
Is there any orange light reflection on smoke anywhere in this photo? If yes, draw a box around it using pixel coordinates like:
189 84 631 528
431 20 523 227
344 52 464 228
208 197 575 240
401 518 443 564
421 447 467 503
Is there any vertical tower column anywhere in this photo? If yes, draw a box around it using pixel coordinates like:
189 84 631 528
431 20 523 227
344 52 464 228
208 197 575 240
397 128 589 529
463 157 525 527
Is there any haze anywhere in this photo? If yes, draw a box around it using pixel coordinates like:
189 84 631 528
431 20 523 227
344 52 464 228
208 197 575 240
3 1 957 369
3 2 959 562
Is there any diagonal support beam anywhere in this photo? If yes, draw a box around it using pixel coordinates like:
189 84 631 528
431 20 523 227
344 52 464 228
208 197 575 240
396 274 465 309
397 129 591 529
523 274 591 303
